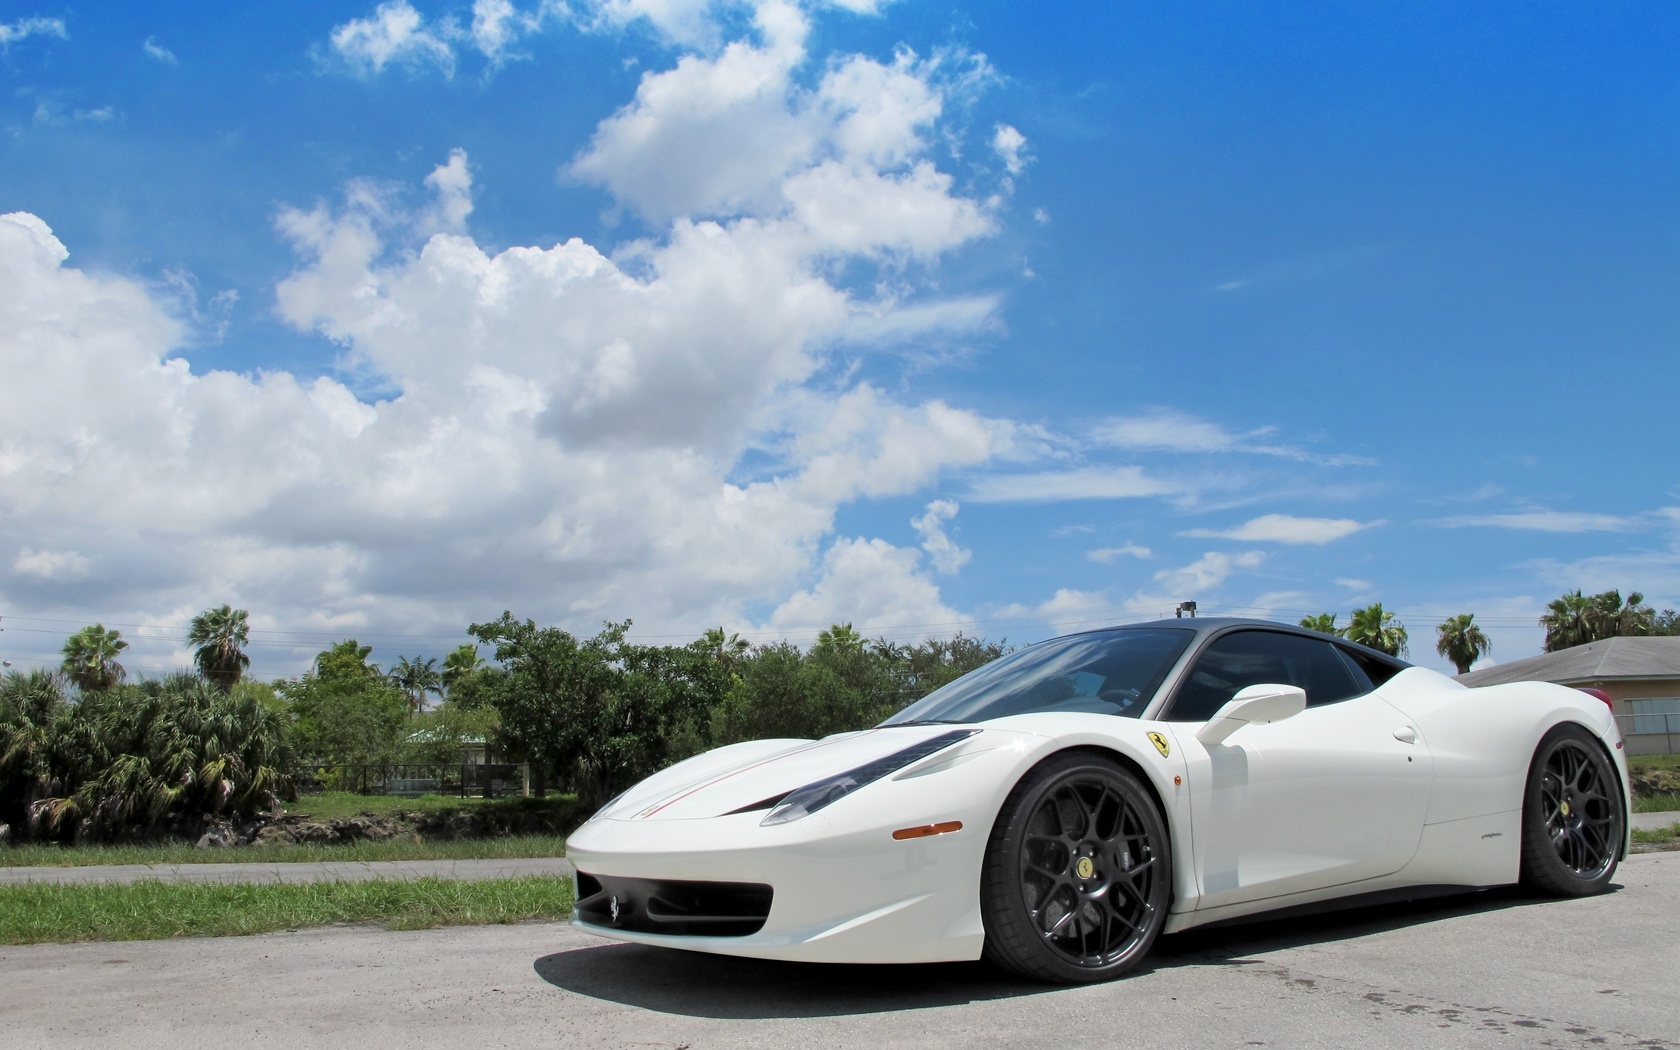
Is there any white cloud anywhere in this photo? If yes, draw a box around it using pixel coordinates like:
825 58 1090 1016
1151 550 1266 593
0 42 1012 674
142 36 178 64
1090 408 1373 466
14 548 90 582
329 1 458 77
764 536 963 637
967 465 1177 503
1181 513 1378 545
1438 511 1638 533
1335 577 1371 591
911 498 970 574
1086 544 1150 565
0 15 65 46
991 123 1028 174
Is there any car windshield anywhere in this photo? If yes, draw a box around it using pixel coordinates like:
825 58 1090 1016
882 628 1196 725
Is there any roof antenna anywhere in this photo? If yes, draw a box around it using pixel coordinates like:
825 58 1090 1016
1175 601 1197 619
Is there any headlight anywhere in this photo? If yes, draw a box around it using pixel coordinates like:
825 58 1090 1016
761 729 979 826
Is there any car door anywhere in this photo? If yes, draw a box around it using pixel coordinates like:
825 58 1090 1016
1168 629 1433 911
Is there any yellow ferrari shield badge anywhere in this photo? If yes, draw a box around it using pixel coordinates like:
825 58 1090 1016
1075 857 1096 880
1147 732 1171 758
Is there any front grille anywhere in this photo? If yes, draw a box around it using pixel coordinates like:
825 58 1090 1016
574 872 773 937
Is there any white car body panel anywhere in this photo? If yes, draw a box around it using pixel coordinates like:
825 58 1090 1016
567 628 1632 965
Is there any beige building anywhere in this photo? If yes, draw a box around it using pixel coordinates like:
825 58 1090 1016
1456 636 1680 755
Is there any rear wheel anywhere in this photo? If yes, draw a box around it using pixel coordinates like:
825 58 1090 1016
1519 723 1623 896
980 752 1171 983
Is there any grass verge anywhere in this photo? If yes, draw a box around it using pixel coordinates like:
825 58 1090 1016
0 835 567 868
284 791 579 820
0 875 574 944
1632 823 1680 850
1633 793 1680 814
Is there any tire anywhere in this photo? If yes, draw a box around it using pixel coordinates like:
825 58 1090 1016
1519 722 1624 896
980 751 1171 983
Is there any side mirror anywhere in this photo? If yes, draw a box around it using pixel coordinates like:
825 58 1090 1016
1195 683 1307 746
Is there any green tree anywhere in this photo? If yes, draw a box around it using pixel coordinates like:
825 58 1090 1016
281 641 410 774
1435 613 1492 675
1343 603 1409 657
0 670 72 835
701 627 752 682
1541 589 1658 652
388 656 442 716
59 624 128 693
468 615 728 807
33 673 294 838
1298 613 1339 636
188 604 250 692
441 644 485 694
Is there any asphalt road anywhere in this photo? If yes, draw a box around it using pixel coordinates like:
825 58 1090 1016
0 857 575 886
1 854 1676 1050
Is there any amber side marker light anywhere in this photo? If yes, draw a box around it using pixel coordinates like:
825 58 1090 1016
893 821 963 840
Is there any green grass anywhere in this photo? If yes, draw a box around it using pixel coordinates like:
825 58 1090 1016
0 835 567 868
1627 754 1680 774
1633 793 1680 814
285 791 577 820
0 875 575 944
1632 823 1680 847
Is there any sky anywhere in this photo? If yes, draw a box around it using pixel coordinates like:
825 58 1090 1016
1 0 1677 681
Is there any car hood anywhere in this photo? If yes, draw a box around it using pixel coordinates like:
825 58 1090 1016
596 724 988 821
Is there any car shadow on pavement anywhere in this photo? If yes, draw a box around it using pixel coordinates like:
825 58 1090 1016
532 944 1054 1018
1150 882 1621 968
533 882 1623 1019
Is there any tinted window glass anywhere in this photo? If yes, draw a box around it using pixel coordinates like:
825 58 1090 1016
1165 630 1362 722
883 628 1195 725
1339 646 1402 688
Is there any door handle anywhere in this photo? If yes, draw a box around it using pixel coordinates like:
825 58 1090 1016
1393 726 1417 744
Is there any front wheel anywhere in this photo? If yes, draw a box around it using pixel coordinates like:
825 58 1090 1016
1519 723 1623 896
980 752 1171 983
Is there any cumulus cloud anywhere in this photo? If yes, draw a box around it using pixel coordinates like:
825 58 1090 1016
912 499 970 574
0 0 1032 673
1151 550 1265 593
1181 514 1378 545
991 123 1027 174
329 1 458 77
14 548 90 582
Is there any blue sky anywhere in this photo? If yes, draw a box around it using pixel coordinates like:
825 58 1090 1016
1 0 1676 679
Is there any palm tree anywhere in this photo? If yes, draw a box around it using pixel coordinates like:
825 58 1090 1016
1435 614 1491 675
389 656 442 715
188 605 250 693
60 625 128 692
701 627 751 680
1343 603 1408 657
1298 613 1339 636
813 623 865 658
1540 589 1654 652
441 644 485 694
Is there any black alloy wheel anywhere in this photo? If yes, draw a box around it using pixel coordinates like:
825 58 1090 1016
1520 723 1623 896
981 752 1171 983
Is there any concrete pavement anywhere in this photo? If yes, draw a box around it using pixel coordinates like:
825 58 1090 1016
0 853 1675 1049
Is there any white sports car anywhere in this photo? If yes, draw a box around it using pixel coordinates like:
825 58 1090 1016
567 618 1630 983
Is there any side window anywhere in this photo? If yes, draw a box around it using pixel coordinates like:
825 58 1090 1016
1165 631 1363 722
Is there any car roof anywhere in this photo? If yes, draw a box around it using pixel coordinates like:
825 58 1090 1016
1059 616 1413 670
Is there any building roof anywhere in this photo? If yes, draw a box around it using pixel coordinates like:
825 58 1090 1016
1456 635 1680 687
